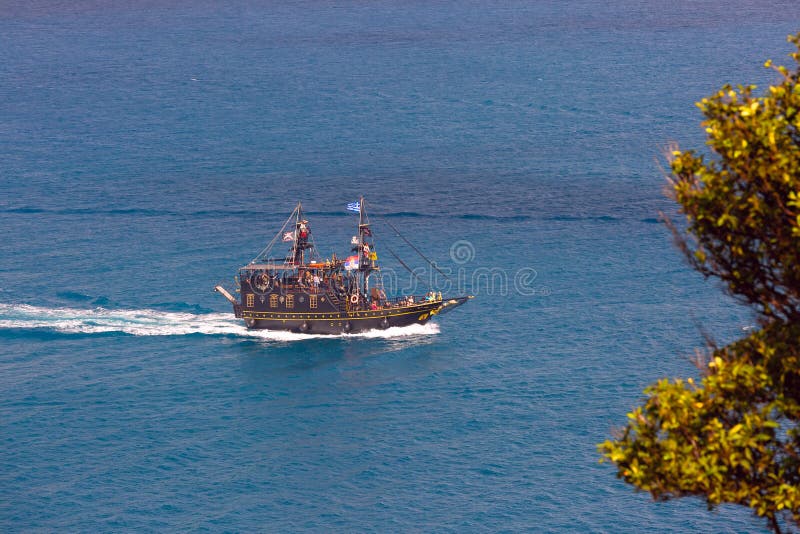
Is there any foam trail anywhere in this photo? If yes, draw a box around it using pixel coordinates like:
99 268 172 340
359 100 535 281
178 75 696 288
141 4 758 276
0 303 439 339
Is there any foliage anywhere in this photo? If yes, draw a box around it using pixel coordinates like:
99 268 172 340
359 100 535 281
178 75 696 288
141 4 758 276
668 34 800 322
600 33 800 533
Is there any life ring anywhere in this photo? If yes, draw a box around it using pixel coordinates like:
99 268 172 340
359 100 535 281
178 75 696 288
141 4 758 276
350 294 359 304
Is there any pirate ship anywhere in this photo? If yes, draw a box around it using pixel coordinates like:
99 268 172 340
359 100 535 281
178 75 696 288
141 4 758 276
214 198 471 334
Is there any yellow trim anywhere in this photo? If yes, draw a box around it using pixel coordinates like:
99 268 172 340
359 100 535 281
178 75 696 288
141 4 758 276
241 306 442 321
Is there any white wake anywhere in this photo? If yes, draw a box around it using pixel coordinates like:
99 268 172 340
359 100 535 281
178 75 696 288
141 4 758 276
0 303 440 339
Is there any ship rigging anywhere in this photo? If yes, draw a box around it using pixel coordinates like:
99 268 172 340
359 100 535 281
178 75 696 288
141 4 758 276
214 198 471 334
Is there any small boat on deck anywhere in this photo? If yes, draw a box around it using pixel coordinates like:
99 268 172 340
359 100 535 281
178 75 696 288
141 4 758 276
214 198 472 334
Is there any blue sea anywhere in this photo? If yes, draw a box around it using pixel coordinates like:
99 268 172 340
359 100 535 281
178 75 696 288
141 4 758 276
2 1 798 531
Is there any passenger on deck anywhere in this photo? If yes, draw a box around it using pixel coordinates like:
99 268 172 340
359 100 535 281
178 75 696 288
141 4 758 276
298 220 309 244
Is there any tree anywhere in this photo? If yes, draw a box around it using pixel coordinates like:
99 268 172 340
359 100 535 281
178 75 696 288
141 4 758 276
600 33 800 534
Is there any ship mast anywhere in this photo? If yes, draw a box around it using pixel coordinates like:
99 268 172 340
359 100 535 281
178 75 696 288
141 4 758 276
292 201 301 266
289 201 318 267
357 196 364 295
358 196 380 297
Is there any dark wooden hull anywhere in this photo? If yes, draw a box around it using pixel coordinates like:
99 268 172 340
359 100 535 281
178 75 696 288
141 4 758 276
239 301 443 334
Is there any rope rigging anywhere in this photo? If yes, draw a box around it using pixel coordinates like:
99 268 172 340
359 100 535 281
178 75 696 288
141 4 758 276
384 244 431 291
379 218 452 282
250 206 298 263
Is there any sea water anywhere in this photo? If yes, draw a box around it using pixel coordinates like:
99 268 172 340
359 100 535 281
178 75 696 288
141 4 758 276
1 1 797 531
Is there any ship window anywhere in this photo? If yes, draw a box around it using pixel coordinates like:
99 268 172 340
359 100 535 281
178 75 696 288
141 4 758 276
246 294 254 307
310 295 318 309
286 294 294 309
270 294 278 308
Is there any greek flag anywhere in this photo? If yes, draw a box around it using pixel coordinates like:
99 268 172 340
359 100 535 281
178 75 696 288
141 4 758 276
346 201 360 213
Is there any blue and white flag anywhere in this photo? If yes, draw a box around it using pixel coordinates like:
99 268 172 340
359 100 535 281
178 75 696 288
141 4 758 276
344 255 360 270
346 201 360 213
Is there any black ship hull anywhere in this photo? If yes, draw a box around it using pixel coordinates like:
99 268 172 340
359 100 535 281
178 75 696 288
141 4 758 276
239 301 443 334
